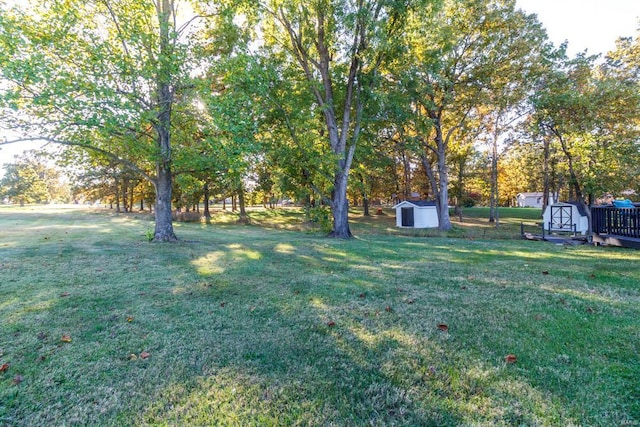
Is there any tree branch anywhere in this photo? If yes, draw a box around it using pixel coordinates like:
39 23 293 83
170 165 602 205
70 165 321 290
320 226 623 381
1 137 156 184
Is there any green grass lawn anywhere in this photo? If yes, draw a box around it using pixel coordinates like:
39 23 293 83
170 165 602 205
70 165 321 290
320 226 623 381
1 205 638 426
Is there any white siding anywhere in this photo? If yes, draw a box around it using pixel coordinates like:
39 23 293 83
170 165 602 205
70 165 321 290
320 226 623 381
516 193 545 208
542 203 589 234
393 202 439 228
414 207 439 228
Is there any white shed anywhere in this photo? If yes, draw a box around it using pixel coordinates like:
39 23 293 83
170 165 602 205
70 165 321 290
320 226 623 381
393 200 439 228
542 202 589 235
516 192 546 208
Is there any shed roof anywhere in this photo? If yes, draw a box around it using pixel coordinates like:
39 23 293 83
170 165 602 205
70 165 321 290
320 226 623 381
516 192 544 197
393 200 437 209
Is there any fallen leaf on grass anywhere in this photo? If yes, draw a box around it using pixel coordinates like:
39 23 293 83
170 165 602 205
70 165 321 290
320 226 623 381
327 321 336 327
359 293 365 298
126 316 134 322
60 292 69 297
505 354 517 363
385 306 392 312
220 302 226 307
12 375 23 385
128 353 137 361
139 351 150 360
406 299 415 304
437 323 449 332
0 363 9 373
586 307 595 313
542 271 549 275
61 335 72 342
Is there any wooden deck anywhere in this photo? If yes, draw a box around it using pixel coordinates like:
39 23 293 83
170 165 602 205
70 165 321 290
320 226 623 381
592 234 640 249
592 205 640 249
522 231 587 245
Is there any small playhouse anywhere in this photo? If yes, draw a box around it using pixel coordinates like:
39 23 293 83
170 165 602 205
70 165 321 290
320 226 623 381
393 200 439 228
542 201 589 235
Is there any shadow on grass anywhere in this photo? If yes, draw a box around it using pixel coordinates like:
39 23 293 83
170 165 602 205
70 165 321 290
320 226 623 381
1 209 638 425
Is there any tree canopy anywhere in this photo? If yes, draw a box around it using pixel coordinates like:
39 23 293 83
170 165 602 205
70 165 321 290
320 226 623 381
1 0 639 238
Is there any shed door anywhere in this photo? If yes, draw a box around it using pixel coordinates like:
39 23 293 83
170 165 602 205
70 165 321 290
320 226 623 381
550 205 572 230
401 207 414 227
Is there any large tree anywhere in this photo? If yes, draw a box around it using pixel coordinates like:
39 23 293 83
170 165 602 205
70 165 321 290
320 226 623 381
532 44 640 224
0 0 204 241
399 0 547 230
0 152 70 205
261 0 419 238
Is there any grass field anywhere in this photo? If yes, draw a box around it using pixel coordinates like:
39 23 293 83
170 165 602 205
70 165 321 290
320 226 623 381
1 205 638 426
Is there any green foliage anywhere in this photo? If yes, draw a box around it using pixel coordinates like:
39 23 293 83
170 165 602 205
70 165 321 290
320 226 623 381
1 0 639 237
0 0 211 239
305 205 332 233
260 0 426 237
531 46 640 201
0 153 70 204
385 0 550 229
460 196 476 208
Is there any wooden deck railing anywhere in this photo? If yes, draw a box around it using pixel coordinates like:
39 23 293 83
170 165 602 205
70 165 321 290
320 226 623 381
591 206 640 238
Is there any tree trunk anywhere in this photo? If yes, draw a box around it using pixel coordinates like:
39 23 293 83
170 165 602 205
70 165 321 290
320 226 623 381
115 178 121 213
359 175 370 216
402 149 411 199
557 131 592 237
455 154 464 221
203 182 211 220
153 164 177 242
329 170 352 238
129 180 135 213
122 177 129 212
149 0 178 242
152 95 177 240
363 192 370 217
436 156 452 231
488 119 501 226
542 135 551 213
237 185 249 224
422 128 452 231
489 140 499 226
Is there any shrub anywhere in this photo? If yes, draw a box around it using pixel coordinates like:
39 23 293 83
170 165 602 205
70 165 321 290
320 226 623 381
306 205 332 233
